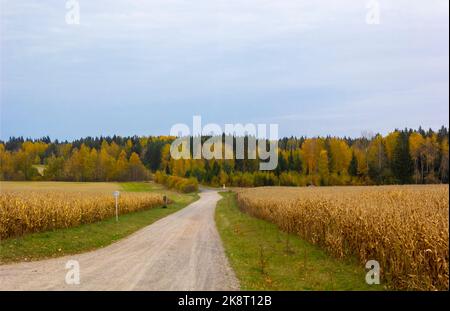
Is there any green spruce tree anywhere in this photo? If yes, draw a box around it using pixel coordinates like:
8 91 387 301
349 152 358 176
392 131 414 184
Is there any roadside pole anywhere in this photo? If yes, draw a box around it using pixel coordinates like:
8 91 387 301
113 191 120 222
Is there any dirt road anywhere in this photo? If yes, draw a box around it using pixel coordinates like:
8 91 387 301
0 190 239 291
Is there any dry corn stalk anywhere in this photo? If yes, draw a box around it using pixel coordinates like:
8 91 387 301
0 191 164 239
236 185 449 291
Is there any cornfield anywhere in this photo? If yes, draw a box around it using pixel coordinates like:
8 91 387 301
0 191 164 239
236 185 449 291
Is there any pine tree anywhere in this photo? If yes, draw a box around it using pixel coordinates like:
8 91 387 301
392 132 414 184
349 152 358 176
144 141 164 171
288 150 295 171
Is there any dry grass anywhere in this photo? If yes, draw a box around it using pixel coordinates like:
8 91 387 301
236 185 449 291
0 182 164 239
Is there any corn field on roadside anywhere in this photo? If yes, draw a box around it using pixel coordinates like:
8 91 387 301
236 185 449 291
0 191 164 239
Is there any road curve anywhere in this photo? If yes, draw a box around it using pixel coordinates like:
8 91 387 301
0 190 240 291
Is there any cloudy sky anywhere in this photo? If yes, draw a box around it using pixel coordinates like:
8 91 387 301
0 0 448 140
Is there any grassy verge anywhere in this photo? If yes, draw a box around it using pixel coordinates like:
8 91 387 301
215 192 383 291
0 182 199 264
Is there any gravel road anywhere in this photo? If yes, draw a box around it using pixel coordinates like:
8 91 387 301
0 190 239 291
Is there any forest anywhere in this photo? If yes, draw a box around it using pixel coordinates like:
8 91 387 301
0 126 448 187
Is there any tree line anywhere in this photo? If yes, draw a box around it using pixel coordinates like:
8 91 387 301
0 126 448 187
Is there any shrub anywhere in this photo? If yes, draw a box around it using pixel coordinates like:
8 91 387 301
153 172 198 193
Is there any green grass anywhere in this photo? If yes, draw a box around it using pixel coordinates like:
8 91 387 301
0 182 199 264
120 182 164 192
215 192 384 291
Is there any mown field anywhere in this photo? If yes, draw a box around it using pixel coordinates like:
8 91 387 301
0 181 199 263
0 181 121 193
236 185 449 291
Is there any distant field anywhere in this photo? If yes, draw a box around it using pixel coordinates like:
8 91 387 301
0 181 120 193
236 185 449 291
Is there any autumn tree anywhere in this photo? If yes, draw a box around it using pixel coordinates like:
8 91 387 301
300 138 324 175
115 150 129 181
1 128 447 185
439 138 449 183
367 135 389 184
128 152 148 181
318 149 330 185
409 132 425 183
423 134 439 183
329 138 352 176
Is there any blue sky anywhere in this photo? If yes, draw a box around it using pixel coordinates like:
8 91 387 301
0 0 448 140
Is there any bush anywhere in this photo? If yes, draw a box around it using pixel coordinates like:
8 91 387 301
153 172 199 193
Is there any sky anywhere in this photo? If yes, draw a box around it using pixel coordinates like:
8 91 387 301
0 0 449 140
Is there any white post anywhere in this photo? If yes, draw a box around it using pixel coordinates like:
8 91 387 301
115 197 118 222
113 191 120 222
